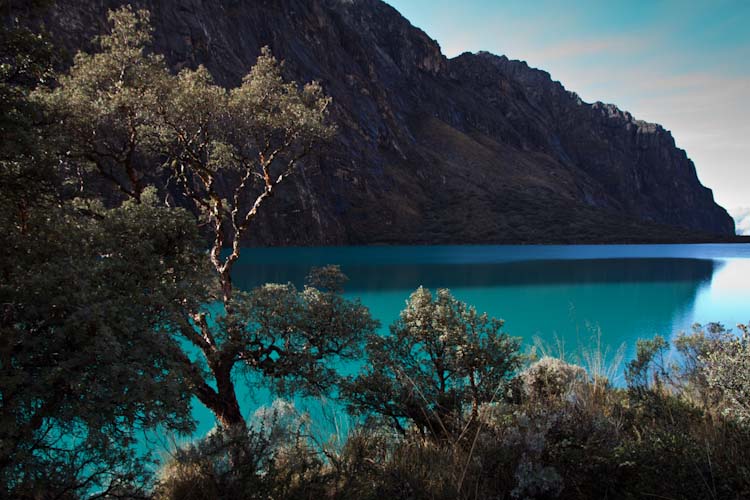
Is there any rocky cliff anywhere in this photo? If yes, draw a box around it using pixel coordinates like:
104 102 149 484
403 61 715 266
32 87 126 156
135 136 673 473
40 0 736 244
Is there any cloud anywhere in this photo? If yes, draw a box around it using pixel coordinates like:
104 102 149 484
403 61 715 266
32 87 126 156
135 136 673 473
730 207 750 235
522 35 655 64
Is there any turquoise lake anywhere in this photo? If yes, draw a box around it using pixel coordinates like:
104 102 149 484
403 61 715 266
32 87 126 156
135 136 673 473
167 244 750 444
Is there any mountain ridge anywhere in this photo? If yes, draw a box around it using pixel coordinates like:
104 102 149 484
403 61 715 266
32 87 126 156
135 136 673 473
37 0 736 244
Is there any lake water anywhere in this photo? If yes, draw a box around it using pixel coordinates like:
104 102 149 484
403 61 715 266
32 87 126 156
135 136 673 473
177 244 750 442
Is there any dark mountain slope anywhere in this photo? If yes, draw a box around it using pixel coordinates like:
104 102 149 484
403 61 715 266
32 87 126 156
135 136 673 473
41 0 735 244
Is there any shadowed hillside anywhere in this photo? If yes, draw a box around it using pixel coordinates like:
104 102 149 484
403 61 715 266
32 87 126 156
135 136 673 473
34 0 736 244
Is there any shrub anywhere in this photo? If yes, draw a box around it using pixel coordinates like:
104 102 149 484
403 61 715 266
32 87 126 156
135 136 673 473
154 425 272 500
519 357 587 403
674 322 735 408
703 324 750 424
156 400 328 500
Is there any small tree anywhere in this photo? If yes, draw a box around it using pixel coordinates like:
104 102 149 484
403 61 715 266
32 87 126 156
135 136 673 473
0 0 58 236
0 188 207 496
625 335 671 397
673 323 736 408
519 357 587 403
344 287 523 439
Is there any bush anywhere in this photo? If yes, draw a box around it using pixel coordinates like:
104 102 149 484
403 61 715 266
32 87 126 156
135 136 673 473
156 400 329 500
519 357 587 403
149 309 750 500
154 425 272 500
703 324 750 423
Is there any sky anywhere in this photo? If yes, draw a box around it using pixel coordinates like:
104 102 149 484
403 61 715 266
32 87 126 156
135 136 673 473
386 0 750 232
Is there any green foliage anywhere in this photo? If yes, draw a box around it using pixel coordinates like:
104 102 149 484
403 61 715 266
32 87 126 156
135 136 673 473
0 2 59 227
519 357 587 402
213 268 379 398
5 4 750 498
39 5 346 439
156 401 331 500
612 392 750 500
624 323 750 424
155 43 334 276
156 324 750 499
673 322 736 407
345 287 523 439
0 7 212 496
0 191 208 496
332 365 750 499
39 6 168 201
159 45 333 178
155 425 274 500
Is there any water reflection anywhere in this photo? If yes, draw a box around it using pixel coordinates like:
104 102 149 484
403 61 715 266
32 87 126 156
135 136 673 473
234 258 720 291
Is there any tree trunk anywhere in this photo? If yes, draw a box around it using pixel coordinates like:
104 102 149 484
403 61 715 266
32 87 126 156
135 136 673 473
220 269 233 306
469 371 479 422
213 363 246 431
193 359 246 431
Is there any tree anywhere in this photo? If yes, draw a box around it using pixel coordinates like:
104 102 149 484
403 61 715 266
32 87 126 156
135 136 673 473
344 287 523 440
673 323 736 408
2 34 211 487
1 4 353 494
174 266 378 430
0 190 211 498
0 0 59 236
47 6 373 434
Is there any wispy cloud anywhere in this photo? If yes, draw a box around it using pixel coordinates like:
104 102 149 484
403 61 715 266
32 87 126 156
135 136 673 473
523 35 656 63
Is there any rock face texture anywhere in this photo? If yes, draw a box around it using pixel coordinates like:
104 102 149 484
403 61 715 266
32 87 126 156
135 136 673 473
43 0 735 244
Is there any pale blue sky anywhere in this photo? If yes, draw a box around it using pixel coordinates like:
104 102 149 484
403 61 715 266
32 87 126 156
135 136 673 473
386 0 750 220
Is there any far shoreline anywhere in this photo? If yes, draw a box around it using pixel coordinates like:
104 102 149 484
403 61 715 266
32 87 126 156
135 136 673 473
234 235 750 249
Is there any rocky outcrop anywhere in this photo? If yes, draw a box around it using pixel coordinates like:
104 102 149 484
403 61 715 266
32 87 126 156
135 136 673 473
40 0 735 244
